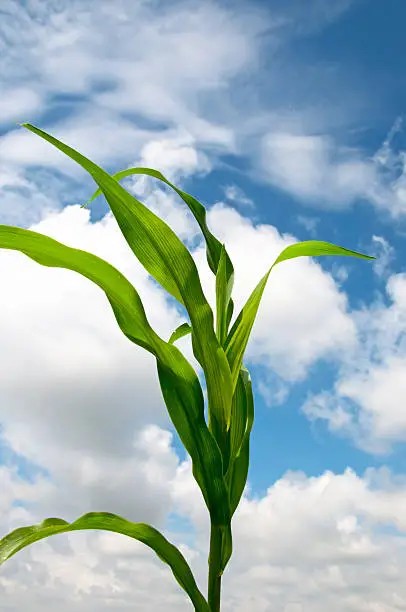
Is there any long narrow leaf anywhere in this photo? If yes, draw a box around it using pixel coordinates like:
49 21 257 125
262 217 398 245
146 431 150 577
0 226 230 532
225 365 254 517
226 371 248 472
0 512 209 612
20 125 234 441
81 165 235 289
216 245 233 346
224 241 375 391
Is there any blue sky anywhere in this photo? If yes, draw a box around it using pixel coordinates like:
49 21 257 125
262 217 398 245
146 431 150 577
1 1 406 610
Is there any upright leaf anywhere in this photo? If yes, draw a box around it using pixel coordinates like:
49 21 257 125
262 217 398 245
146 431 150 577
20 124 234 441
224 241 375 392
225 365 254 517
216 245 233 346
0 512 210 612
0 225 230 531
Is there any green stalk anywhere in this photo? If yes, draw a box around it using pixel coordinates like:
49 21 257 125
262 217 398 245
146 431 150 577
208 523 223 612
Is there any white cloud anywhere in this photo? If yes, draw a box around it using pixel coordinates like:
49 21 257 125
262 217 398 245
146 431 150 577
138 131 212 182
302 272 406 453
223 184 254 208
259 119 406 218
224 466 406 611
370 235 396 279
0 201 206 609
257 374 289 408
1 0 393 232
0 87 43 125
2 1 405 610
296 214 319 236
0 0 271 231
0 204 193 479
5 458 406 611
0 112 152 174
260 131 375 207
0 197 359 474
0 0 268 165
0 192 375 610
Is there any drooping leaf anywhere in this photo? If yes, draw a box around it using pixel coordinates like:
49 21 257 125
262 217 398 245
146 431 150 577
0 512 210 612
169 322 192 344
20 124 234 445
271 240 375 266
81 165 235 289
224 240 375 392
0 225 230 532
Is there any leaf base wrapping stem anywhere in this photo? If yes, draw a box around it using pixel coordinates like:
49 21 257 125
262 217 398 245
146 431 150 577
208 523 223 612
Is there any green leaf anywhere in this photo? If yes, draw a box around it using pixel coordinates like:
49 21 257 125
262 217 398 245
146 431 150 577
81 165 235 287
271 240 376 266
169 322 192 344
224 240 375 392
227 436 250 519
216 245 233 346
20 124 234 447
0 512 210 612
225 365 254 517
0 225 230 533
83 166 236 349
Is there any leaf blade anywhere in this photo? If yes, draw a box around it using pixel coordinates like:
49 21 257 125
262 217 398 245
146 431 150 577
81 165 235 281
272 240 376 266
225 364 254 517
216 244 234 348
0 226 230 532
169 322 192 344
0 512 210 612
225 240 375 391
21 124 234 451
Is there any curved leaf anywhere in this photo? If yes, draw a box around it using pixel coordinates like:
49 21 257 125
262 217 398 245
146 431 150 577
0 512 209 612
224 240 375 392
81 165 235 291
0 225 230 531
169 322 192 344
272 240 375 266
20 125 234 446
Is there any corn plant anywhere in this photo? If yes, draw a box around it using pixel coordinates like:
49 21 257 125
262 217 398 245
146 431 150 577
0 123 375 611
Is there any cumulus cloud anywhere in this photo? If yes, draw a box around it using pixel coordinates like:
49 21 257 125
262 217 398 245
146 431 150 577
2 1 405 611
5 457 406 611
302 271 406 453
0 184 375 610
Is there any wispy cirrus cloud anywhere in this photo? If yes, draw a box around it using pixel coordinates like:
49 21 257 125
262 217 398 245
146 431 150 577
258 117 406 219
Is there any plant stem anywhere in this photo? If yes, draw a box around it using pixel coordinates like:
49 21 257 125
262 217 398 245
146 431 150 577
208 523 222 612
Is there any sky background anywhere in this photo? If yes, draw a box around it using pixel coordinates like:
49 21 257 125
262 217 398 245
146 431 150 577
1 0 406 610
